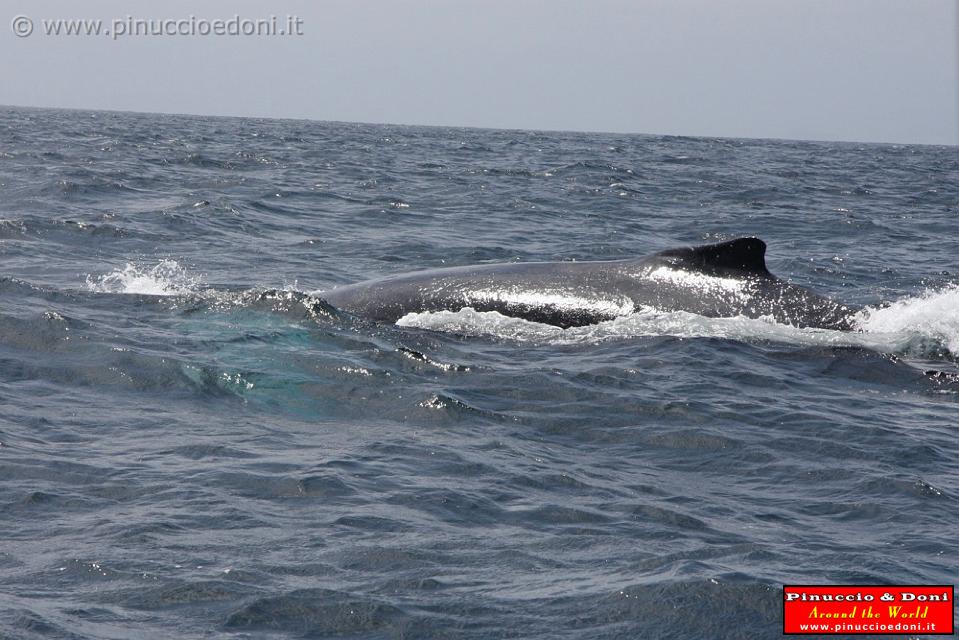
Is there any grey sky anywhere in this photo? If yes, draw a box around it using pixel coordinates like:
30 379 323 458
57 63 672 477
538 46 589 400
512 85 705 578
2 0 956 144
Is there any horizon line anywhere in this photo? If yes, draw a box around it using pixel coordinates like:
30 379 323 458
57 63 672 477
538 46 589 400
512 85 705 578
1 101 955 149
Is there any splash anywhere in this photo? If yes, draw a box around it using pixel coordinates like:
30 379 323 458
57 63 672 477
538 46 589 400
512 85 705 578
854 284 959 355
86 260 201 296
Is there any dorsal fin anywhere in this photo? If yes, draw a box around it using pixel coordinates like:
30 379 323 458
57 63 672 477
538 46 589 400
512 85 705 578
654 237 771 277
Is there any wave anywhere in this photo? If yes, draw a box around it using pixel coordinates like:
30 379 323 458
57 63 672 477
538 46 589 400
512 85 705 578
44 178 145 197
0 217 152 240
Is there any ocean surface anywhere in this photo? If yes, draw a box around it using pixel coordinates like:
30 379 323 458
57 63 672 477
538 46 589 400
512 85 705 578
0 106 956 639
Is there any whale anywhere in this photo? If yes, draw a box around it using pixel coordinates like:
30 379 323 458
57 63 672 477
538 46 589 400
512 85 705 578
320 237 859 331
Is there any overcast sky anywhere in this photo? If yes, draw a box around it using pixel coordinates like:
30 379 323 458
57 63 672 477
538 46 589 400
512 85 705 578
1 0 956 144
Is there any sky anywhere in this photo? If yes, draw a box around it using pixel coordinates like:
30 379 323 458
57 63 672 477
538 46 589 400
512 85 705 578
1 0 956 145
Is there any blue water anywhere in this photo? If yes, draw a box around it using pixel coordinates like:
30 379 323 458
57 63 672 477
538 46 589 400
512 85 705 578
0 106 957 639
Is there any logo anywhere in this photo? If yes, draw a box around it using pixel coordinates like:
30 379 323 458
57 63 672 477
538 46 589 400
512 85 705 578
11 15 34 37
783 585 954 635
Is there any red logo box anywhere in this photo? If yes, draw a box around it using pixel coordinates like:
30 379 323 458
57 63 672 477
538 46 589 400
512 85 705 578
783 585 954 635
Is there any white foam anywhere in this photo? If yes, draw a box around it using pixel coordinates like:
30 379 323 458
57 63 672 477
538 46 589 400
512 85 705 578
86 260 201 296
398 307 568 342
854 284 959 354
397 285 959 358
397 306 843 346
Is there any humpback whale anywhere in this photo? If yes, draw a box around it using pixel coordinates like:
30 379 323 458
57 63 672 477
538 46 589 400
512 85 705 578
321 237 859 331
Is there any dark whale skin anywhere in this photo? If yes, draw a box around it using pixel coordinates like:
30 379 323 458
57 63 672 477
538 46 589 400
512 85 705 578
321 238 858 331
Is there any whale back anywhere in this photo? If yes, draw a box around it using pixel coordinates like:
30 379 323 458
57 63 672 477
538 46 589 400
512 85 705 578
321 236 859 330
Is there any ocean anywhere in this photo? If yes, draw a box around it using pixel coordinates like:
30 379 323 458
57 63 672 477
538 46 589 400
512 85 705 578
0 106 956 638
